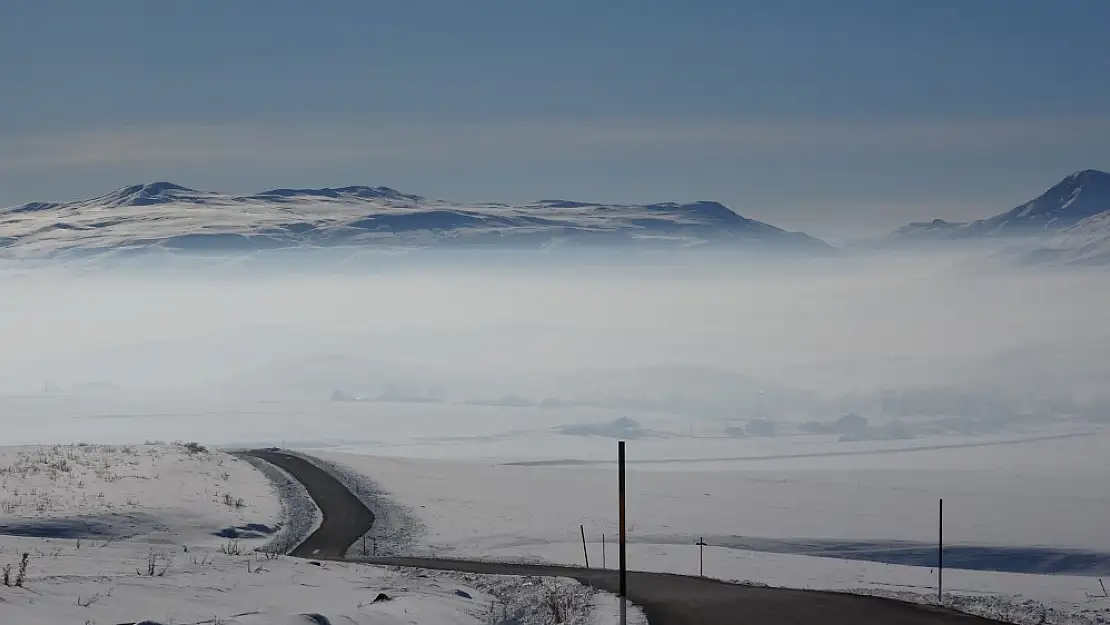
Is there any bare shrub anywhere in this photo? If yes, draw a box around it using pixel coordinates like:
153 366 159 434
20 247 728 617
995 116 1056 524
181 441 208 455
76 593 102 607
473 575 593 625
14 553 28 587
544 580 575 623
138 548 169 577
1 553 30 587
221 539 243 556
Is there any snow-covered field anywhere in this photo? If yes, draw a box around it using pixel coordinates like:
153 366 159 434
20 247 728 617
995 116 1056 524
1 422 1108 623
303 428 1110 624
312 439 1110 557
0 443 637 625
3 400 1110 622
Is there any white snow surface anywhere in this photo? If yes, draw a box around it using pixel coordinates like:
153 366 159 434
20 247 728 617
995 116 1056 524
307 429 1110 623
0 444 622 625
0 443 281 550
0 182 826 258
316 432 1110 555
0 538 498 625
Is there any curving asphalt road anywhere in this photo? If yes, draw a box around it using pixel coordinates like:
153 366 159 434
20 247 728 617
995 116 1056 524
245 450 374 560
248 449 1006 625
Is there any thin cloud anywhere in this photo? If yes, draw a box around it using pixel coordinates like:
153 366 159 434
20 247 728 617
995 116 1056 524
4 116 1110 169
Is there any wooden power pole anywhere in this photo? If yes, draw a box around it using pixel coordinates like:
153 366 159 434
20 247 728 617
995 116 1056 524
938 498 944 602
618 440 627 598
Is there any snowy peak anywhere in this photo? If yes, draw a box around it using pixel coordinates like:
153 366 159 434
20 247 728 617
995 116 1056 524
93 181 207 207
887 169 1110 241
981 168 1110 234
1064 168 1110 185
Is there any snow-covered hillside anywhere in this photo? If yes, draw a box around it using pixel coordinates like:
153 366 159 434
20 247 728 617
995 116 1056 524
0 443 283 551
1024 210 1110 265
887 169 1110 242
0 182 829 259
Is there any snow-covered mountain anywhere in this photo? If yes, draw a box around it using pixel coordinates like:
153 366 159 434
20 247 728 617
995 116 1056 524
1024 210 1110 265
888 169 1110 242
0 182 830 259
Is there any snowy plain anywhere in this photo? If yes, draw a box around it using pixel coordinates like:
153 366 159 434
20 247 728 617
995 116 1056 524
3 391 1110 622
304 426 1110 624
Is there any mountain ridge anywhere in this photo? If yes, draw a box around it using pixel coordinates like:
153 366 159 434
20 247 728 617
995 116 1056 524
0 182 831 259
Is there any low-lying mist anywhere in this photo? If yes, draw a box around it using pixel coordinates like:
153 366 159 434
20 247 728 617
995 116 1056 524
3 249 1109 447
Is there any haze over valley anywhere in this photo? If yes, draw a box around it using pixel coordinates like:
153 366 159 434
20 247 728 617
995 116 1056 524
5 3 1110 623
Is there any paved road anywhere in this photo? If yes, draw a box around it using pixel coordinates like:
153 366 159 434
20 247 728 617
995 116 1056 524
249 449 1005 625
244 450 374 559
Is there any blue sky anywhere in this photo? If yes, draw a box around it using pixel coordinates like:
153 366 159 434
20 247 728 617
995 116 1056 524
3 0 1109 238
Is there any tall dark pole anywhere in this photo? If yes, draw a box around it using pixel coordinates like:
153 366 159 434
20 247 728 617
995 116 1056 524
580 524 590 568
696 537 707 577
938 498 944 602
618 440 627 598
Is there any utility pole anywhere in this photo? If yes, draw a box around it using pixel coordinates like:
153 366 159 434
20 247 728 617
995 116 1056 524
618 440 627 625
602 533 606 569
580 524 590 568
938 498 944 602
696 537 707 577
